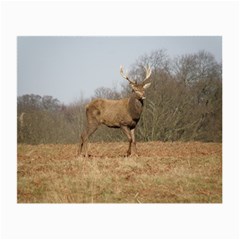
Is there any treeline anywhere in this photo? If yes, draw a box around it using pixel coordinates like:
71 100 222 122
17 50 222 144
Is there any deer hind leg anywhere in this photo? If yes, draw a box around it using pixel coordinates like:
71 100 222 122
78 121 99 157
78 129 87 156
121 126 132 157
78 105 101 157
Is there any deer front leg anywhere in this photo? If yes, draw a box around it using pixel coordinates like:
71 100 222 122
130 128 138 156
121 126 133 157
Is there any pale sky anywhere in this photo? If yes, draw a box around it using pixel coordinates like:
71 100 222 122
18 36 222 104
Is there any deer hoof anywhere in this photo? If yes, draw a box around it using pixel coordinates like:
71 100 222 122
130 153 139 157
78 153 89 158
126 152 138 157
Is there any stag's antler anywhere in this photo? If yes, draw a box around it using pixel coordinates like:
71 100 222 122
142 65 152 84
120 66 136 84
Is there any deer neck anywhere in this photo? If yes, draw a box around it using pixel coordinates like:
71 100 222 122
128 92 144 120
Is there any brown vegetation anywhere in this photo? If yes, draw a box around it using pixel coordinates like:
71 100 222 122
17 142 222 203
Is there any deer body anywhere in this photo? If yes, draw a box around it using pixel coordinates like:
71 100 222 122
78 65 151 157
88 93 143 128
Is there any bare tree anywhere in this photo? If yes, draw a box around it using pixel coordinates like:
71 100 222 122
78 65 152 157
94 87 121 100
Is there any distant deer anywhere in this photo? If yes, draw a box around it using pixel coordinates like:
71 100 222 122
78 65 152 157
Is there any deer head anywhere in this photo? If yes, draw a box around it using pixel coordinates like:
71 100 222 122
120 65 152 100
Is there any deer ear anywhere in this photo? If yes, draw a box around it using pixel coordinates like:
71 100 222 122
143 82 151 89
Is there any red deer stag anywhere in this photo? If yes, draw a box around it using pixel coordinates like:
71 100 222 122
78 65 152 157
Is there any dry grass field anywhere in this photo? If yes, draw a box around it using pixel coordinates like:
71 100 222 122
17 142 222 203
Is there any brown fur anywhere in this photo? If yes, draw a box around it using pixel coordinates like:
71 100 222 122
78 67 151 157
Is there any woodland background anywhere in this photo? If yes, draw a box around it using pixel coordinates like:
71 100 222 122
17 50 222 144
